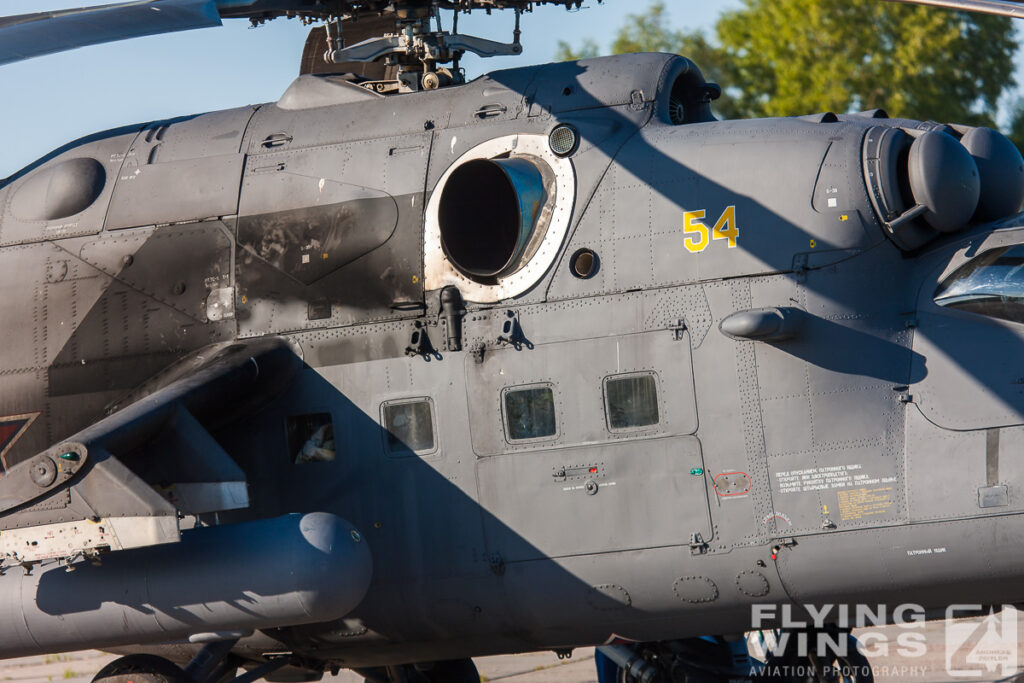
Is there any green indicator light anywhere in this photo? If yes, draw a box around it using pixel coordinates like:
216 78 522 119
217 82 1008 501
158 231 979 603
59 452 79 461
690 468 704 476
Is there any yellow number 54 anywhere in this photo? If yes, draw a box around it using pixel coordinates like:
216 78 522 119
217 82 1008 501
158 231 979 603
684 206 738 254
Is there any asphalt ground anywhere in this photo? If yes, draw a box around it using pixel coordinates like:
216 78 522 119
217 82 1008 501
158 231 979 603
4 612 1024 683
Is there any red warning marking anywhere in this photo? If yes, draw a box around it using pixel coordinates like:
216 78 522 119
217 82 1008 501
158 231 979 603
0 412 40 473
713 471 751 497
0 422 23 449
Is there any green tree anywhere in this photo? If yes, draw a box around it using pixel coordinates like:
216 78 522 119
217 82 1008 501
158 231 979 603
716 0 1015 124
1008 100 1024 153
556 1 740 117
555 37 600 61
556 0 680 59
557 0 1017 125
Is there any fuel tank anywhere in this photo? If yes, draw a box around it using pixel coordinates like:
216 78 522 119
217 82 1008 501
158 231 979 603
0 513 372 657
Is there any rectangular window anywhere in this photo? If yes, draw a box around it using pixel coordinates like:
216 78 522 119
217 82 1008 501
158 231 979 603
288 413 336 463
605 373 659 431
383 399 436 455
503 385 557 441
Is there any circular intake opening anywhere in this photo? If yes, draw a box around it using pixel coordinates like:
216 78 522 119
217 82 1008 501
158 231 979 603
570 248 599 279
439 157 547 280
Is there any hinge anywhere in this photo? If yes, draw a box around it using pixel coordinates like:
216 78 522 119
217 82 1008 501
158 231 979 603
792 253 809 282
405 321 440 360
629 89 646 111
496 310 533 350
671 319 687 341
689 532 709 555
893 385 913 403
469 341 486 364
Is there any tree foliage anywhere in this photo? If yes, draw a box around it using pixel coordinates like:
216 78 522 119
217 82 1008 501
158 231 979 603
1009 100 1024 152
555 2 741 117
557 0 1017 125
716 0 1015 124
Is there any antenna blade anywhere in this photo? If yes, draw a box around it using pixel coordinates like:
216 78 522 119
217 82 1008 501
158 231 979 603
0 0 222 67
885 0 1024 18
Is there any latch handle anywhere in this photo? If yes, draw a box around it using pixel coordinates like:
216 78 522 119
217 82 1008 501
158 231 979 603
474 103 508 119
261 133 293 148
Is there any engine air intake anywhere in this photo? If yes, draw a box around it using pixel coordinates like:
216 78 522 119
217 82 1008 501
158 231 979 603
864 124 1024 251
438 157 549 280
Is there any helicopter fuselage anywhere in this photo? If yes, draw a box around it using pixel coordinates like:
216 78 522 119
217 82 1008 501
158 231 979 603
0 52 1022 670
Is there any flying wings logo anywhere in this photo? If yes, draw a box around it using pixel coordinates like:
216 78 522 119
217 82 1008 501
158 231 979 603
0 412 39 472
945 605 1019 677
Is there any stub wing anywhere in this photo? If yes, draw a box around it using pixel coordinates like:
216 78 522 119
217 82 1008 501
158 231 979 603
0 337 300 567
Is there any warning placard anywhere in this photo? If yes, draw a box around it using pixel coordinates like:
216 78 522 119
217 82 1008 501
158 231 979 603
837 486 894 520
774 464 896 494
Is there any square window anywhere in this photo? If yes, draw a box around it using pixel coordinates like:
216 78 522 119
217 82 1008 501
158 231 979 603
605 374 659 431
383 399 435 455
503 386 557 441
288 413 336 463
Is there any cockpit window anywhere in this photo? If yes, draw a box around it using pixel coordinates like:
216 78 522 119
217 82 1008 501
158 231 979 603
934 245 1024 324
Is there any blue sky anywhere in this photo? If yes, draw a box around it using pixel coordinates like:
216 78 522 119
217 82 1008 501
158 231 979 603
0 0 736 178
1 0 1020 178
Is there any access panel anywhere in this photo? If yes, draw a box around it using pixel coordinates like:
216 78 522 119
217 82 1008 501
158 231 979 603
469 330 710 561
476 436 710 562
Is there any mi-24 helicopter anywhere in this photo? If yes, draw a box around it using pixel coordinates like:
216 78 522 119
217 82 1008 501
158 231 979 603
2 0 1024 681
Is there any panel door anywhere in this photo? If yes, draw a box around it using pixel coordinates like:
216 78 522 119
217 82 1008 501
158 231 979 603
467 330 712 561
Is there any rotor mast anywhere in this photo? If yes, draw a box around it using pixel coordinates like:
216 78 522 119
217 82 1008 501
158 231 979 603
325 2 526 93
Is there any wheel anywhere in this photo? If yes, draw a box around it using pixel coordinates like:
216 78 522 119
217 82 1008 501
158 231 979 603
416 659 480 683
358 659 479 683
92 654 192 683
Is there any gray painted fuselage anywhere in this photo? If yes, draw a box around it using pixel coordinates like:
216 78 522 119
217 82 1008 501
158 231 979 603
0 52 1021 670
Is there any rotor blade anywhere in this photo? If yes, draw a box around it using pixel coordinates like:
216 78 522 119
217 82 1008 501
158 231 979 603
884 0 1024 18
0 0 223 67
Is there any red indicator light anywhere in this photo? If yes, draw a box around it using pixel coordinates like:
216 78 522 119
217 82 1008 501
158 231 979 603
589 467 598 473
770 553 777 561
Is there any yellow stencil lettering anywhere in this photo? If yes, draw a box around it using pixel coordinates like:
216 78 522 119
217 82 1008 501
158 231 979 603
712 205 739 248
684 210 709 253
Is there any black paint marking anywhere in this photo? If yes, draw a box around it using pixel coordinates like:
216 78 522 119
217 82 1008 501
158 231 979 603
986 428 1000 486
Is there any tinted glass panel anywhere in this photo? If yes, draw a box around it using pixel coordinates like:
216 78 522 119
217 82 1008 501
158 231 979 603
288 413 336 463
934 245 1024 324
384 400 434 453
504 387 556 440
606 374 659 430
